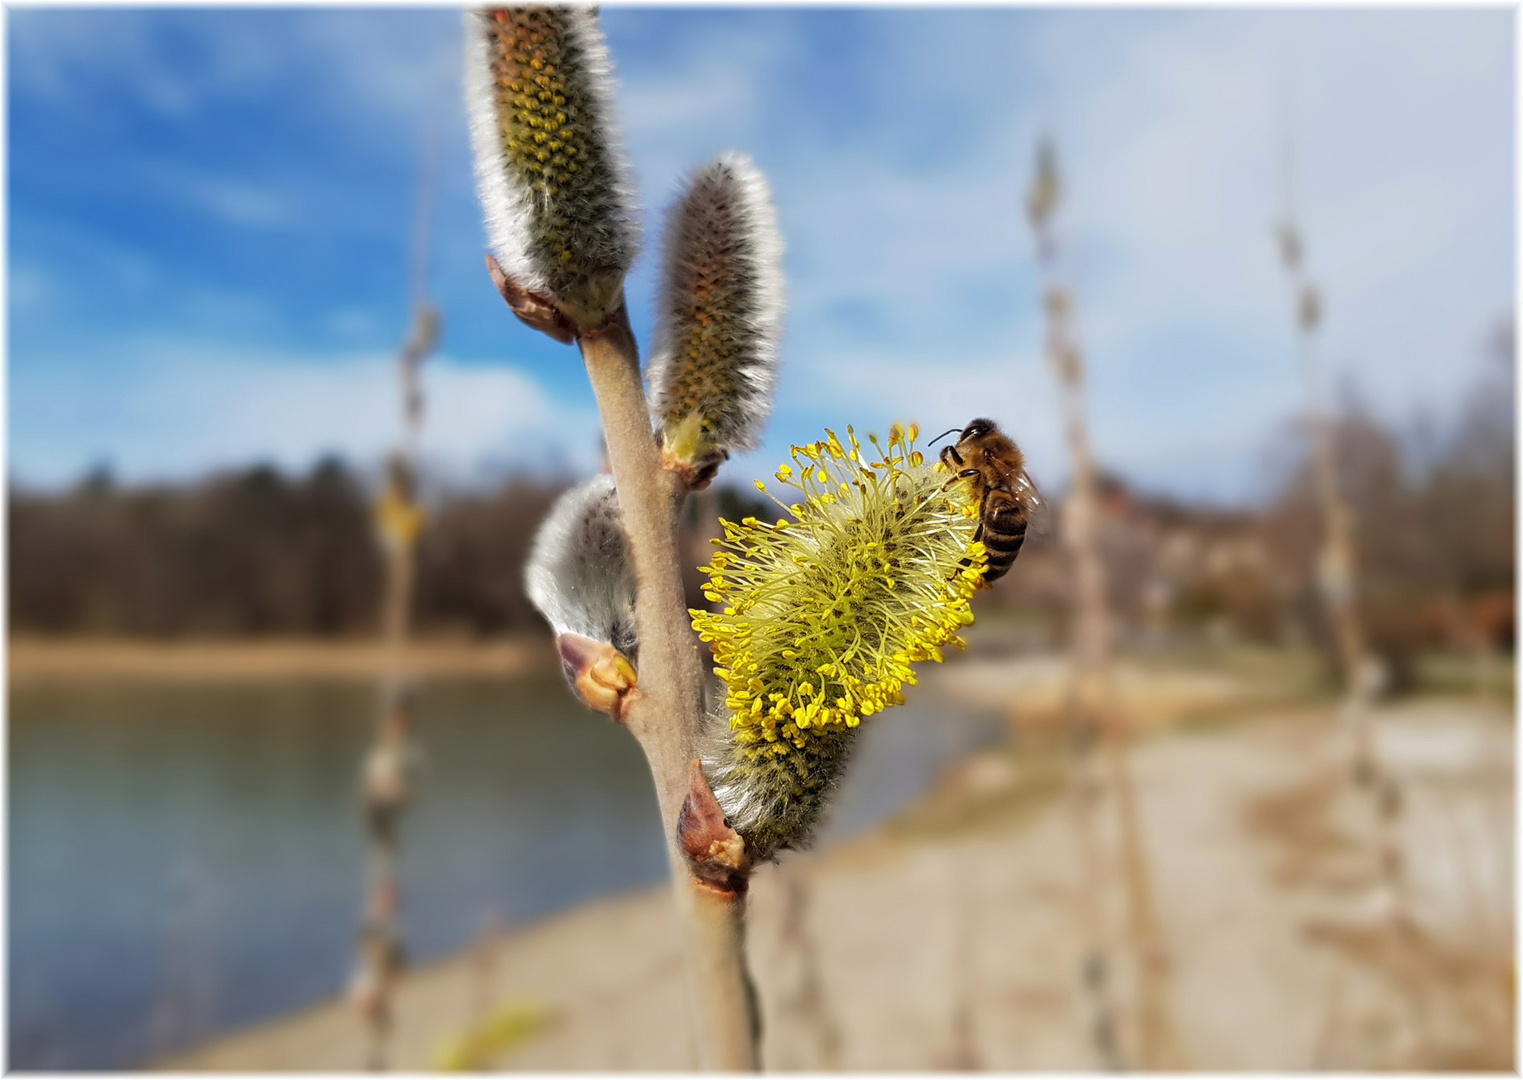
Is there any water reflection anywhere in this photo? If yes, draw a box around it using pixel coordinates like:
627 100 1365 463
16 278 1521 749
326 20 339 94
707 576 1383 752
9 671 1000 1069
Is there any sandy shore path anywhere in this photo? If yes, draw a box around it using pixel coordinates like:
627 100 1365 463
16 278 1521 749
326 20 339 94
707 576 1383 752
9 637 548 683
160 696 1513 1071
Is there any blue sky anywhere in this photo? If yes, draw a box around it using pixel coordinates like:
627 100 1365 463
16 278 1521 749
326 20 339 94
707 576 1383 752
7 7 1513 503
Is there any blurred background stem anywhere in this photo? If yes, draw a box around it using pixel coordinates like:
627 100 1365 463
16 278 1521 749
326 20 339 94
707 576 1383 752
354 72 446 1067
1030 137 1186 1070
1277 136 1414 949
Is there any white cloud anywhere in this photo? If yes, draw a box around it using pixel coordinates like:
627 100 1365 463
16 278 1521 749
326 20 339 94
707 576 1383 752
615 21 793 198
9 343 600 489
326 307 384 342
8 8 458 149
8 9 1509 506
704 9 1511 502
1046 10 1513 392
131 159 293 228
9 264 52 315
778 344 1063 469
9 8 266 119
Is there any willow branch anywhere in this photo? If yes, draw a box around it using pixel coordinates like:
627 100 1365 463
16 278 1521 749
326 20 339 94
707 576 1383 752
576 298 759 1071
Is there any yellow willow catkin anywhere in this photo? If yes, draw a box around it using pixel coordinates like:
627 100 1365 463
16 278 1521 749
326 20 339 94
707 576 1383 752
692 424 987 859
648 153 785 473
464 7 639 331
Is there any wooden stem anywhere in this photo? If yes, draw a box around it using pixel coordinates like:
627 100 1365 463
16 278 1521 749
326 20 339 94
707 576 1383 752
1289 269 1409 933
577 298 760 1071
1036 216 1185 1069
357 348 425 1072
1298 322 1376 774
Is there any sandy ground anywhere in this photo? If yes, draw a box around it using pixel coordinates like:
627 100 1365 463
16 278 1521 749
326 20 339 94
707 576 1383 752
160 682 1513 1072
8 636 546 683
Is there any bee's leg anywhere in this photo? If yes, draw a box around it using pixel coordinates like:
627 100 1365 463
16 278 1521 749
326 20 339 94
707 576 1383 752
556 632 641 723
939 446 964 469
970 490 1004 586
947 465 984 492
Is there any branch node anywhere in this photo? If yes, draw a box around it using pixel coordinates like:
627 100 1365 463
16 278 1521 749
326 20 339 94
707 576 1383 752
678 759 751 898
661 439 727 492
485 253 580 345
556 632 640 723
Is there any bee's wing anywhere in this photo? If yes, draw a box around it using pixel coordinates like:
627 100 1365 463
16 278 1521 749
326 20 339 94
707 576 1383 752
1015 472 1055 537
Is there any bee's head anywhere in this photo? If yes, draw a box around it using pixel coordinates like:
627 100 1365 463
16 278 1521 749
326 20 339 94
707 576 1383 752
961 418 997 442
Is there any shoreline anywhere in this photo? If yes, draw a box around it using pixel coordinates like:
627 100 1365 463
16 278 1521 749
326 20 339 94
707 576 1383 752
154 697 1514 1071
8 635 553 683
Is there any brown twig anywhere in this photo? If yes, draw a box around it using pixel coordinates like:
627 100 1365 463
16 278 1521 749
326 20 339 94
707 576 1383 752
1277 138 1409 936
1030 141 1186 1069
575 298 760 1070
1056 341 1186 1068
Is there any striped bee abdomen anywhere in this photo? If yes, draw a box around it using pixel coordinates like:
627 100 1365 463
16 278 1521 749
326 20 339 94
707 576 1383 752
978 494 1028 582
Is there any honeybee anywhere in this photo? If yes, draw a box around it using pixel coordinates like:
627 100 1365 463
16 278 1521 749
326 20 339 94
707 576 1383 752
933 418 1042 583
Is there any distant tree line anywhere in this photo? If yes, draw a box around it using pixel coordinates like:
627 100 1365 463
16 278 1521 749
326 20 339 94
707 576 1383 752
12 459 386 637
1263 337 1516 687
8 460 770 640
10 332 1512 664
985 328 1515 690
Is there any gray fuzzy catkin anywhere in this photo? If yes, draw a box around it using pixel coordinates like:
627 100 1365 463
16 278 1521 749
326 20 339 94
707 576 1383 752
524 474 638 659
647 153 785 465
464 7 640 330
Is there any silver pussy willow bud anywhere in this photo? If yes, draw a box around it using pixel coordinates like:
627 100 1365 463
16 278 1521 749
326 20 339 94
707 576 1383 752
524 473 638 659
648 153 785 488
465 7 640 337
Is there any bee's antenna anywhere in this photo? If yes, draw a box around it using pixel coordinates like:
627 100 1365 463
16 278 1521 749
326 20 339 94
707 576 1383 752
928 427 961 447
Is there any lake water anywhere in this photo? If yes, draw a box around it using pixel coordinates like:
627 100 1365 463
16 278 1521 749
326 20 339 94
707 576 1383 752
8 670 1003 1070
